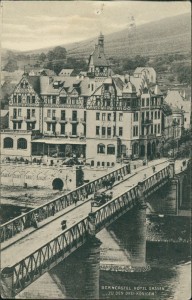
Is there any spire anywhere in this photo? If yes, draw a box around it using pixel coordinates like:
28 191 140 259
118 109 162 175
98 32 104 49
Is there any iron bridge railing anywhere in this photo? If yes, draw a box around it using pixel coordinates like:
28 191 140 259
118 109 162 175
0 164 130 243
10 165 171 295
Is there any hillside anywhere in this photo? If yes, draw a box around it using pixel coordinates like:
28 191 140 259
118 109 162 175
66 13 191 59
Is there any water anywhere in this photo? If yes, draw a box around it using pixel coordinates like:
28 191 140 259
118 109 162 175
100 242 191 299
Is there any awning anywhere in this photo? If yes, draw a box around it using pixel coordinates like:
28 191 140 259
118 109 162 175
31 138 86 145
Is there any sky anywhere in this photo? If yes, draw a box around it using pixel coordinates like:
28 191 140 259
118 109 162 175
1 1 191 51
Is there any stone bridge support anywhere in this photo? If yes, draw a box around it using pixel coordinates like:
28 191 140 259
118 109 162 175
99 183 147 270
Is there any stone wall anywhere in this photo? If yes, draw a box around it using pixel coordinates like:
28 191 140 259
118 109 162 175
0 163 77 190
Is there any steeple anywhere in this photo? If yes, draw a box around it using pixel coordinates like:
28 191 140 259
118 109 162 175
98 32 104 49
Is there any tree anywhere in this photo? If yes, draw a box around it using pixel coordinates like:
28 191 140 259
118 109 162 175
53 46 67 60
47 50 54 61
39 52 46 62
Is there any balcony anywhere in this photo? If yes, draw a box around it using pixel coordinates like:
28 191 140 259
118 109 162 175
68 117 79 123
44 117 58 122
10 116 24 121
142 119 153 126
24 116 36 122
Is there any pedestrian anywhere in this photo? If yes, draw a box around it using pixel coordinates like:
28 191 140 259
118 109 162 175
73 194 78 206
117 174 121 181
33 214 38 228
152 166 156 173
51 204 55 216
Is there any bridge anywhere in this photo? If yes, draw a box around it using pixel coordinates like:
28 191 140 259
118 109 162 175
1 158 187 299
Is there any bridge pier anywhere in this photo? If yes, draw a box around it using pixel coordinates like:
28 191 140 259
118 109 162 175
1 266 14 299
82 237 102 299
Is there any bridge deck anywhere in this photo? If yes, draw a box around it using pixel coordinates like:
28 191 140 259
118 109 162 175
1 159 168 269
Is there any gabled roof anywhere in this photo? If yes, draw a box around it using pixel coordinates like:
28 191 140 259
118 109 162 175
164 90 191 112
27 76 41 94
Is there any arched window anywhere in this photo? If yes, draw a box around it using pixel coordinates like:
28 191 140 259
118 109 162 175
17 138 27 149
4 137 13 148
107 144 115 155
97 144 105 154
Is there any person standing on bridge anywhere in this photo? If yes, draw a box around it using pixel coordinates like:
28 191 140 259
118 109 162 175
152 166 156 173
51 204 55 216
73 194 78 206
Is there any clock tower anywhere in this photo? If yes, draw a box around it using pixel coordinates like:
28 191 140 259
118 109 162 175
88 33 111 78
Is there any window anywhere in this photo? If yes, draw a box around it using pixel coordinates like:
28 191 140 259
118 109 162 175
96 126 100 135
18 109 22 117
113 112 116 121
119 127 123 136
158 124 160 133
97 144 105 154
155 111 157 119
102 127 106 136
107 162 110 167
146 111 149 119
97 161 100 167
146 98 149 106
61 110 65 120
17 138 27 149
13 108 17 119
47 110 51 118
133 112 138 122
91 84 94 91
32 109 35 117
102 113 106 121
119 113 123 121
142 98 145 107
151 125 153 134
47 123 51 131
72 124 77 135
102 162 105 167
18 95 21 103
96 112 100 120
154 124 157 134
13 95 17 103
52 96 56 104
107 144 115 155
151 112 153 119
32 96 35 104
107 127 111 137
72 111 77 121
13 123 17 130
18 122 22 129
60 124 65 134
4 137 13 148
27 95 30 103
60 97 67 104
158 111 160 119
52 110 56 119
133 126 138 137
108 113 111 121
